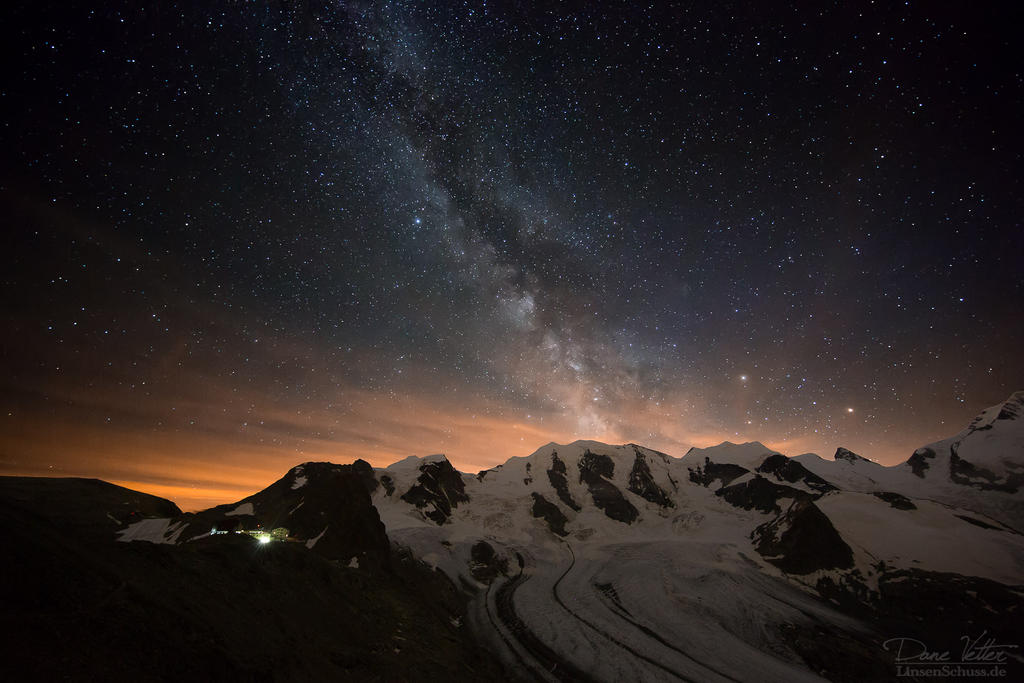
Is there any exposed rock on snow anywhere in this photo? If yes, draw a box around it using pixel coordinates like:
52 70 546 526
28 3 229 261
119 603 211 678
627 447 674 508
754 499 854 574
717 476 811 514
871 491 916 510
130 391 1020 683
530 492 568 536
578 449 638 524
399 456 470 525
757 453 836 493
371 395 1024 681
907 446 936 478
834 447 870 463
687 458 750 489
949 444 1024 492
546 451 581 511
468 540 508 582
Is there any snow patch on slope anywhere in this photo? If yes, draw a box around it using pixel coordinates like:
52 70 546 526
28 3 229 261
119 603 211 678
818 492 1024 585
291 465 307 489
118 518 187 544
306 526 328 549
225 502 254 516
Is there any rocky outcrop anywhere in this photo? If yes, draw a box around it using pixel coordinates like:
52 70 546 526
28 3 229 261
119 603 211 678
834 447 869 463
530 492 568 536
996 393 1024 421
754 499 854 574
717 476 811 514
577 450 638 524
546 452 581 511
469 540 509 582
351 458 379 494
872 491 916 510
816 566 1024 664
949 444 1023 493
970 390 1024 429
688 458 750 488
300 464 390 566
400 458 470 525
211 460 392 568
906 447 936 478
757 454 836 493
955 514 1003 530
627 448 674 508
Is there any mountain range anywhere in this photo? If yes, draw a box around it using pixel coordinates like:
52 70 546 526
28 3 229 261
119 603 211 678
4 392 1023 681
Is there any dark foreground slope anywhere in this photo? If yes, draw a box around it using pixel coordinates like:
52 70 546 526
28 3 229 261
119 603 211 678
0 476 506 682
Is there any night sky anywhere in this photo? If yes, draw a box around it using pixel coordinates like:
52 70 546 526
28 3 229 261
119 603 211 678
3 1 1022 510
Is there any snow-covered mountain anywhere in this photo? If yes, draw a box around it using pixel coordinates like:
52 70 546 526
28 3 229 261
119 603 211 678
114 391 1024 681
364 394 1024 681
794 391 1024 530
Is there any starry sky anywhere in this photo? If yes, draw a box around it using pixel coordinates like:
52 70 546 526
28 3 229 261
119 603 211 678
3 1 1022 510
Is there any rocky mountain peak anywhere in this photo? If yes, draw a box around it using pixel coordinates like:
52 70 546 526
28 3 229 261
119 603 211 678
833 447 870 463
965 390 1024 433
398 455 469 525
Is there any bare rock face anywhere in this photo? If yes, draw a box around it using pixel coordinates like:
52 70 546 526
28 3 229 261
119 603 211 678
627 447 674 508
350 458 379 494
530 492 568 536
754 499 854 575
688 458 750 488
285 461 390 567
816 567 1024 668
973 390 1024 427
716 476 811 514
469 540 509 582
198 460 392 569
400 457 470 525
872 491 916 510
948 444 1024 493
834 447 869 463
757 453 836 493
907 447 936 478
577 450 638 524
546 451 581 511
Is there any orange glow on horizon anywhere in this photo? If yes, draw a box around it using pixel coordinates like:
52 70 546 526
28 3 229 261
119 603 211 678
1 380 926 511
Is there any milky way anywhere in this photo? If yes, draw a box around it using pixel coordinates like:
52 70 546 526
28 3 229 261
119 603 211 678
3 1 1022 509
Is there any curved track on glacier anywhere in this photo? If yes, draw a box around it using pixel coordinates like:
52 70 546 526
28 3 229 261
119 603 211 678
485 539 828 683
562 543 746 682
549 543 693 682
486 541 738 682
551 543 748 683
485 559 596 682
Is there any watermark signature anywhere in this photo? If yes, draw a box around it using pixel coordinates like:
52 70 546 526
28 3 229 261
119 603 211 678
884 632 1018 678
